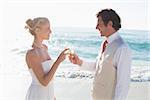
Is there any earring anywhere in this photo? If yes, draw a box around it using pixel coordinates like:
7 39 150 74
35 28 40 32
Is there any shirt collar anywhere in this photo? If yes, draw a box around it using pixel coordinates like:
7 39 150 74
105 32 119 44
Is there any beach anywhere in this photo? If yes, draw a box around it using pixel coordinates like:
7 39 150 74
0 73 149 100
55 78 150 100
0 49 149 100
0 50 150 100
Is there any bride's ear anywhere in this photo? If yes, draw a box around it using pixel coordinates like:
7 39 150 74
35 28 40 33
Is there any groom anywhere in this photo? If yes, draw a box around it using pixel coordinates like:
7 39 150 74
69 9 132 100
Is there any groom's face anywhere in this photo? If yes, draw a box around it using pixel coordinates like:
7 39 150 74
96 16 108 37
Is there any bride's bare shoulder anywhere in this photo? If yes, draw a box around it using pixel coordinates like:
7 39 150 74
26 49 43 69
26 49 41 59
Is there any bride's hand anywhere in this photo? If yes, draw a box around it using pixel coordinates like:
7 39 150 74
56 48 70 63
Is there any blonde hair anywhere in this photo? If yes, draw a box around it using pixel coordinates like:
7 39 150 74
25 17 49 35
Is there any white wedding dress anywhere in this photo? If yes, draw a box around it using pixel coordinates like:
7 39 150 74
26 60 55 100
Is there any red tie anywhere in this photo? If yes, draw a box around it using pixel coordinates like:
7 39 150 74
101 40 108 54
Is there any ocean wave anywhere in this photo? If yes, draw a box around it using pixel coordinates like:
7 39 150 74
56 71 94 79
55 67 150 82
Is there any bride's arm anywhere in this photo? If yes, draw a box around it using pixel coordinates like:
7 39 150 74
26 49 68 86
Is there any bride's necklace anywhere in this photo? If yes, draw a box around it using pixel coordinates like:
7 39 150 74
33 42 45 50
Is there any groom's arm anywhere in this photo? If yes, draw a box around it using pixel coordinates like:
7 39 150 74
78 60 96 72
114 45 132 100
69 53 97 72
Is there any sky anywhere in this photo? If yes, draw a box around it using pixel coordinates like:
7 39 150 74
0 0 149 31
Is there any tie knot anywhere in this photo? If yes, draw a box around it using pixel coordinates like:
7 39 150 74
104 40 108 44
101 40 108 54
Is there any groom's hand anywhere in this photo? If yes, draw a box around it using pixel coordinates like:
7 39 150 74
69 53 83 66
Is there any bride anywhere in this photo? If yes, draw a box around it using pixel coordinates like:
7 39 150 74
25 17 69 100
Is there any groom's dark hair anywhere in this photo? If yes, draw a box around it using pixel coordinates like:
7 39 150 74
96 9 121 31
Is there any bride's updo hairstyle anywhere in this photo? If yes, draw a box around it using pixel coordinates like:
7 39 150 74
25 17 49 36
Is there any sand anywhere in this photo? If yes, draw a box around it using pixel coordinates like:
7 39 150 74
0 73 149 100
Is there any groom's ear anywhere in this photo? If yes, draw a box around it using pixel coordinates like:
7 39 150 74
107 21 113 27
107 21 113 29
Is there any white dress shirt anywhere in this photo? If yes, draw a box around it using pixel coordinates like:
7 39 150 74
79 32 132 100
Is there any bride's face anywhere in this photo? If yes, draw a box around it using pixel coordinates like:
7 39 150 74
37 22 52 40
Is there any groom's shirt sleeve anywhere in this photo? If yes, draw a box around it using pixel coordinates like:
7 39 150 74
79 59 97 72
114 45 132 100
